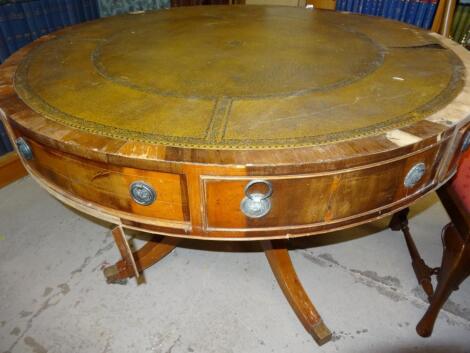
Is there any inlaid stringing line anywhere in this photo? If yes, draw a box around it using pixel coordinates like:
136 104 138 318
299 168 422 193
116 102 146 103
205 97 233 143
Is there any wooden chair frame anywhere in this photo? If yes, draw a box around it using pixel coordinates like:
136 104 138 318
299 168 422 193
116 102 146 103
390 180 470 337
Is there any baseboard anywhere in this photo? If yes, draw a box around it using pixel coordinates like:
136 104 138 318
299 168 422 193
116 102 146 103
0 152 27 189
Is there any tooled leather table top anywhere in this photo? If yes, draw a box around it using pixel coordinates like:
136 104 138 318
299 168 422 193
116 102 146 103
13 5 464 150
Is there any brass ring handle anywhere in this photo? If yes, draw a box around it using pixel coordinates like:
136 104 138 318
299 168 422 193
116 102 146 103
240 179 273 218
244 179 273 201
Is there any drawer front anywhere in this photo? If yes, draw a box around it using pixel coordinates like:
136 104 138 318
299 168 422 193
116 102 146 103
203 145 441 230
23 139 188 222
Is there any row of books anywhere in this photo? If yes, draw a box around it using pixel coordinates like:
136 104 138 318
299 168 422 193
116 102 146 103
336 0 438 29
0 122 13 155
0 0 100 156
452 3 470 44
0 0 100 63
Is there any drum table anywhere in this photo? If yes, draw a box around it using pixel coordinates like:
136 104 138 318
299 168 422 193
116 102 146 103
1 5 470 346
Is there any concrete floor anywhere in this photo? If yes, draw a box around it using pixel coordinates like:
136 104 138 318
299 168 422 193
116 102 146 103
0 177 469 353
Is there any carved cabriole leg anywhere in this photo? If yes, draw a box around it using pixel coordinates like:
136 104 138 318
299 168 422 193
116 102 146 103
104 226 180 283
262 240 332 346
389 208 436 299
416 223 470 337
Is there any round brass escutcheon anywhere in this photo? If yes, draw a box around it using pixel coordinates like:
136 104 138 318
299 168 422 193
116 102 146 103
129 181 157 206
240 180 273 219
15 137 33 161
404 163 426 189
462 131 470 152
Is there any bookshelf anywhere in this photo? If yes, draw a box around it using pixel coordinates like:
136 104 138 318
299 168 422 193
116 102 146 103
0 0 101 189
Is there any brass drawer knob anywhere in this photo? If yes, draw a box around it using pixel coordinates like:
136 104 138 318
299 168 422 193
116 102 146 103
130 181 157 206
15 137 33 161
404 163 426 189
240 180 273 218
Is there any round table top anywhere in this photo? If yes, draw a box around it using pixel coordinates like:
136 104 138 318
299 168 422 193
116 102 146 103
13 5 465 150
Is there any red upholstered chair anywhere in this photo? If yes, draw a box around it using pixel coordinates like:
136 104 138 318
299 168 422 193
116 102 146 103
450 146 470 212
390 132 470 337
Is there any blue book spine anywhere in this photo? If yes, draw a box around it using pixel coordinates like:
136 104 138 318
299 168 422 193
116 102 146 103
393 0 404 20
52 0 65 30
0 121 7 155
0 122 13 153
366 0 375 16
82 0 93 21
0 6 16 55
384 0 394 17
358 0 365 13
0 31 10 62
385 0 395 18
397 0 407 19
405 0 419 24
4 3 31 50
44 0 64 32
58 0 71 27
66 0 80 25
76 0 87 22
375 0 384 15
414 0 427 27
336 0 343 10
399 0 409 21
423 0 437 29
336 0 344 10
89 0 99 20
370 0 378 15
33 1 49 36
352 0 360 13
391 0 400 18
0 139 7 155
40 0 54 33
359 0 366 13
27 1 49 38
21 2 39 40
389 0 396 18
346 0 354 11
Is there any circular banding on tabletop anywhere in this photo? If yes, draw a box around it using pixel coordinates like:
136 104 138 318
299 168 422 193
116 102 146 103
13 6 465 149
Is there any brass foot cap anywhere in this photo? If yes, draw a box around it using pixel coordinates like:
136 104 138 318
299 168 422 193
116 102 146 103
311 321 332 346
103 265 127 285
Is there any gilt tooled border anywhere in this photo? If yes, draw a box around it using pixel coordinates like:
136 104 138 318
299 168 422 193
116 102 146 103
13 35 466 150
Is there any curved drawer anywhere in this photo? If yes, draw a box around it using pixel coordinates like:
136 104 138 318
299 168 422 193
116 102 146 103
202 143 444 232
19 138 189 223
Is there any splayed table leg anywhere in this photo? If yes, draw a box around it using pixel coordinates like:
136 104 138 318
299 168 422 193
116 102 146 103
104 226 180 284
263 240 332 346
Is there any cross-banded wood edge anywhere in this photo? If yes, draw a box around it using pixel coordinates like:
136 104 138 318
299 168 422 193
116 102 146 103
0 30 469 241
